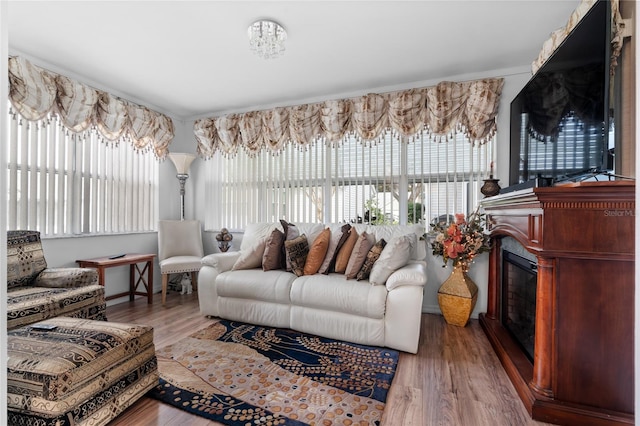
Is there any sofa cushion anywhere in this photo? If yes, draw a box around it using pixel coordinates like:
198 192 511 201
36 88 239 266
216 269 296 304
290 274 387 319
240 222 278 252
369 233 416 285
233 237 267 270
303 228 331 275
357 239 387 281
334 228 358 273
284 234 309 277
345 232 375 279
352 223 426 261
281 220 300 271
318 223 351 274
7 230 48 289
33 268 98 288
7 284 107 330
262 229 285 271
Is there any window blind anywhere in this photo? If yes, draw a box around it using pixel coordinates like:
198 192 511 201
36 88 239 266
205 129 491 231
6 107 159 236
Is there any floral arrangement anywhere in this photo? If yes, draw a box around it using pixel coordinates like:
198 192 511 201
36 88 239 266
430 207 491 272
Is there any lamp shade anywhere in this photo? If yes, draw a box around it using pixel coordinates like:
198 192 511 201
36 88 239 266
168 153 196 174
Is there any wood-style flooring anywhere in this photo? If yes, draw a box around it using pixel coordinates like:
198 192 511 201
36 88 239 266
106 292 553 426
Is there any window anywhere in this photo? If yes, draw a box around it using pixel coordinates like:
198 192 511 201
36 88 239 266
6 106 159 237
205 129 491 230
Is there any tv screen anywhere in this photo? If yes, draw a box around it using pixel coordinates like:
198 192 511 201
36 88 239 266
508 0 614 188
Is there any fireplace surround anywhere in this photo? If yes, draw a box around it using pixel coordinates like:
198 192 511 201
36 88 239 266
480 181 634 425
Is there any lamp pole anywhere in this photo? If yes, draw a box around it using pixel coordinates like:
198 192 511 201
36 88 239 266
176 173 189 221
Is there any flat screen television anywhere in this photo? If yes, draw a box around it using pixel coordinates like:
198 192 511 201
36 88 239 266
508 0 614 189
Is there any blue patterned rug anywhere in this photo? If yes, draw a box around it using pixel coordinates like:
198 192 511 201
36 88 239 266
148 319 399 425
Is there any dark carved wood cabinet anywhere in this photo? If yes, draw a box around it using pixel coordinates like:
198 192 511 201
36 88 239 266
479 182 635 425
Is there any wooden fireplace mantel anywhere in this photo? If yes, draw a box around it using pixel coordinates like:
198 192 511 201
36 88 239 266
479 181 635 426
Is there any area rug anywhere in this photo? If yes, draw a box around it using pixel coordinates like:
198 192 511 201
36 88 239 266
148 319 399 425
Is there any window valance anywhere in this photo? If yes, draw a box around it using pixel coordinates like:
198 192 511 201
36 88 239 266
194 78 504 158
531 0 624 76
8 56 174 159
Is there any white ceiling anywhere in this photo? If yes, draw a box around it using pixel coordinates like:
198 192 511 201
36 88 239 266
7 0 580 121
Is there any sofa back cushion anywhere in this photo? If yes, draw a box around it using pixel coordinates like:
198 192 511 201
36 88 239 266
7 230 47 289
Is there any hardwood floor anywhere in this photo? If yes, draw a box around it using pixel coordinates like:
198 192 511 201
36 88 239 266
106 292 553 426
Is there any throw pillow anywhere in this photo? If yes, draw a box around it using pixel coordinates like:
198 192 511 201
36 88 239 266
262 229 285 271
356 238 387 281
281 220 300 271
369 233 416 285
284 234 309 277
345 231 375 279
334 228 359 273
303 228 331 275
232 237 267 270
318 223 351 274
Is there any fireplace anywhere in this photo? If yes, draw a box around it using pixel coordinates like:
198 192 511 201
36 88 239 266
501 250 537 362
479 182 635 425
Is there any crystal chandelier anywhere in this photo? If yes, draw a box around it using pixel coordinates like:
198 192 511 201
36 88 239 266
247 20 287 59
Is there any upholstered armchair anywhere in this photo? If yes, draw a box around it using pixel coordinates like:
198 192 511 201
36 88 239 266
7 230 107 330
157 220 204 305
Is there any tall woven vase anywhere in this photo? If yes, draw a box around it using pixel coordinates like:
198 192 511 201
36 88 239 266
438 267 478 327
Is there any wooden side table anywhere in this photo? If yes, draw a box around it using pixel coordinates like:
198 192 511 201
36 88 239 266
76 253 156 304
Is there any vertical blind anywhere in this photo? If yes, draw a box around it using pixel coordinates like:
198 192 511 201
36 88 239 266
6 106 159 236
205 129 491 231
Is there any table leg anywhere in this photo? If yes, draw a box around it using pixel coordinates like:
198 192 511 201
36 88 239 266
129 264 135 302
97 267 106 287
147 260 153 304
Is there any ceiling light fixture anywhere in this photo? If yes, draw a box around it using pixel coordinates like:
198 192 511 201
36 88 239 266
247 19 287 59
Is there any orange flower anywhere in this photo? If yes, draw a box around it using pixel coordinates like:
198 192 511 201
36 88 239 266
444 239 465 258
429 206 491 271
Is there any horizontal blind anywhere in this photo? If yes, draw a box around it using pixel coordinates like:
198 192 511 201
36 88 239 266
6 106 159 236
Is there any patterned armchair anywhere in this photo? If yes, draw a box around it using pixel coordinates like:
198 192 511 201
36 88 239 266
7 230 107 330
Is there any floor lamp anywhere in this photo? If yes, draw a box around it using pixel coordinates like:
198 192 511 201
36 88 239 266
168 153 196 221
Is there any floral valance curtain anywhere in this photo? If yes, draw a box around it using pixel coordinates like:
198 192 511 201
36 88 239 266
195 78 504 158
8 56 174 159
531 0 624 75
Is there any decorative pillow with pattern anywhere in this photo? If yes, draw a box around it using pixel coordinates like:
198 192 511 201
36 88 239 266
280 220 300 271
284 234 309 277
7 230 48 289
356 238 387 281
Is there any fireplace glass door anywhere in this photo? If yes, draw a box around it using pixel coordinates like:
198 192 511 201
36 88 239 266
501 250 538 362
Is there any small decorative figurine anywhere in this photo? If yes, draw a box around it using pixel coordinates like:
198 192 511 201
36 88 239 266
180 273 192 295
215 228 233 252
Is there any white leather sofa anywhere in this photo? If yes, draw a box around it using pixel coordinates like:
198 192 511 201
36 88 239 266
198 222 427 353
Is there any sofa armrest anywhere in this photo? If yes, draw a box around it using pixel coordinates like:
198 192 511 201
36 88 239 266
201 252 241 273
33 268 99 288
385 261 427 291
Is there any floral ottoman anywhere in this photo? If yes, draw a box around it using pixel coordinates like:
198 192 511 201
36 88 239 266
7 317 158 426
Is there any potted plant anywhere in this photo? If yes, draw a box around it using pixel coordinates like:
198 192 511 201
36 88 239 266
429 206 491 326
